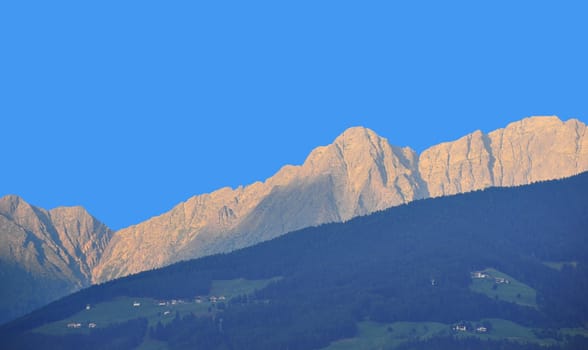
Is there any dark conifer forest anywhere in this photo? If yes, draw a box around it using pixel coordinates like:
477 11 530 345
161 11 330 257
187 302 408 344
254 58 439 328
2 173 588 349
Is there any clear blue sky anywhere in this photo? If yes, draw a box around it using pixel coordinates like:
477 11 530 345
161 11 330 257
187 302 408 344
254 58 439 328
1 1 587 229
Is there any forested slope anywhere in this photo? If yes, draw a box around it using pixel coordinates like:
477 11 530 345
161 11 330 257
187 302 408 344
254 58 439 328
2 172 588 349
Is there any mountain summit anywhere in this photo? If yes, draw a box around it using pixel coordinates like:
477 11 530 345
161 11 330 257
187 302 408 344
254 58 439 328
93 126 426 282
93 116 588 283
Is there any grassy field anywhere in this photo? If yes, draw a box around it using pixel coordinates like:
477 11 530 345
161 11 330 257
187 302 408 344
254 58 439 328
322 321 449 350
469 268 537 307
31 273 585 349
34 296 210 335
458 318 556 346
561 327 588 338
322 318 568 350
33 276 280 337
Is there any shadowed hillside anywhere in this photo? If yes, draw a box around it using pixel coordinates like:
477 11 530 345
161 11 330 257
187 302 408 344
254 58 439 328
2 172 587 349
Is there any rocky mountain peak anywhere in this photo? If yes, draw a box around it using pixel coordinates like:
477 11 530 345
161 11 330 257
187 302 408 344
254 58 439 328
0 194 22 206
93 126 425 282
503 115 565 132
419 116 588 197
0 194 30 217
4 115 588 324
488 116 587 186
333 126 382 150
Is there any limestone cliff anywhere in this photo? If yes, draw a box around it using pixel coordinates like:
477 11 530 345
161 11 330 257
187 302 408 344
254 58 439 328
93 127 426 282
94 116 588 283
420 116 588 197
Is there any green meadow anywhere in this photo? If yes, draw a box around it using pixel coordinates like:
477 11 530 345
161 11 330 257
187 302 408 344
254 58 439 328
33 277 279 336
322 318 569 350
322 321 449 350
469 268 537 308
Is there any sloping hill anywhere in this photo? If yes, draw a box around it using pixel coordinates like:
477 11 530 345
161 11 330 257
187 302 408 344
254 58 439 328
2 172 587 349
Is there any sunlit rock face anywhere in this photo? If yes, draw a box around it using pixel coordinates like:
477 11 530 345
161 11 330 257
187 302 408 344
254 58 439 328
93 126 426 282
419 129 495 197
420 116 588 197
93 116 588 283
488 117 588 186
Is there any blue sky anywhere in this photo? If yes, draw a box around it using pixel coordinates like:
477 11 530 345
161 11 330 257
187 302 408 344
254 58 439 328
1 1 587 229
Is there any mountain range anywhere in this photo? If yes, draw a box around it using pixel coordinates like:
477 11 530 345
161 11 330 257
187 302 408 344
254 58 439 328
93 116 588 282
1 115 587 323
2 170 587 349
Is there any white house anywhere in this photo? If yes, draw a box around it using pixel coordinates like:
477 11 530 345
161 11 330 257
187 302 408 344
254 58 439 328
453 325 467 332
471 271 488 279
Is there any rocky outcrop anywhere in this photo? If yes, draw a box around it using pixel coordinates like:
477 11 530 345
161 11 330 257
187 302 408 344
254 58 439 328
488 117 588 186
0 195 112 323
420 116 588 197
418 130 495 197
94 116 588 283
93 127 426 282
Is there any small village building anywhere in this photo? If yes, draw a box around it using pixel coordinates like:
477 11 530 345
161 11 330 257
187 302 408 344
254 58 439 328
453 325 467 332
472 271 488 279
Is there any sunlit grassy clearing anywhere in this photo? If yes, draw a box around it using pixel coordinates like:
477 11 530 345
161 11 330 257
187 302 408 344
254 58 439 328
322 318 570 350
34 276 281 336
469 268 537 308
